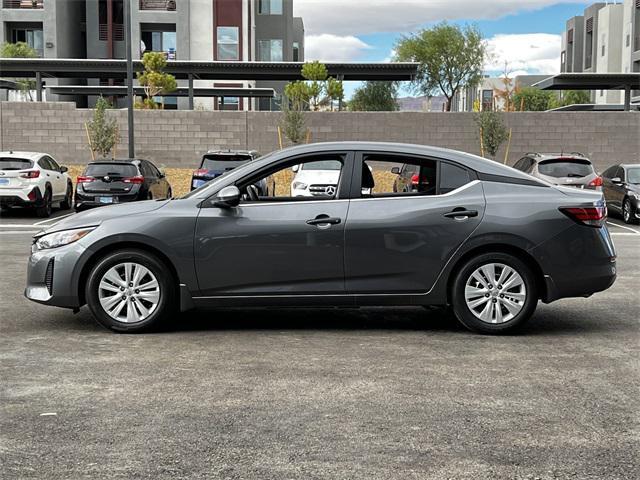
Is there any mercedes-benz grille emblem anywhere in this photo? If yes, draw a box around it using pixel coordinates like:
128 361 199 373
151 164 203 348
325 186 336 195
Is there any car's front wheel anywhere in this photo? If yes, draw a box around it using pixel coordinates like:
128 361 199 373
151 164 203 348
451 252 538 334
85 249 176 332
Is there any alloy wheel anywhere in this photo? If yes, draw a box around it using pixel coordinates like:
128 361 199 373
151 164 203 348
464 263 526 324
623 200 631 223
98 262 160 323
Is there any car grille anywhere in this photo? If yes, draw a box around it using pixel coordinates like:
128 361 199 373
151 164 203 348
309 184 337 196
44 258 54 295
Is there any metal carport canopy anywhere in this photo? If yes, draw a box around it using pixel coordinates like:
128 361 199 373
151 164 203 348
533 73 640 111
0 59 418 81
46 85 276 98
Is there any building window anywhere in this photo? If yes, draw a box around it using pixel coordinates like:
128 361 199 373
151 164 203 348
219 97 240 111
11 28 43 56
258 0 282 15
141 30 176 59
626 34 630 48
293 42 300 62
259 39 283 61
481 89 493 111
217 26 239 61
602 44 605 56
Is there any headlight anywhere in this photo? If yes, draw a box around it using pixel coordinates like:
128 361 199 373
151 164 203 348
33 227 96 252
292 182 308 190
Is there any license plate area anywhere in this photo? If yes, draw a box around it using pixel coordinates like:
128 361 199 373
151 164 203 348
98 196 117 204
0 178 9 185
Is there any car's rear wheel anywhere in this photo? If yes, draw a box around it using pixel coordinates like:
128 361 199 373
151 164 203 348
60 183 73 210
622 198 638 225
35 188 52 218
451 252 538 334
85 249 176 333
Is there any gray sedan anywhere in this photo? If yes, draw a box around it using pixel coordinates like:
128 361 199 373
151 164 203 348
25 142 616 334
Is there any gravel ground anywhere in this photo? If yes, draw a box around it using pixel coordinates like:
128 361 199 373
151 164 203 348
0 231 638 480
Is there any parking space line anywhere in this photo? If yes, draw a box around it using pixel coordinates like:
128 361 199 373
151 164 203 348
0 224 45 229
610 232 640 236
607 221 640 235
0 231 39 235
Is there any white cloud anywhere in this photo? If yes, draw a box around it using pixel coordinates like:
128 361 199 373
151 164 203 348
294 0 588 36
304 34 372 62
485 33 562 75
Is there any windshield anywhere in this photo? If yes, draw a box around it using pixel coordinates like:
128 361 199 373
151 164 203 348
627 168 640 184
538 159 593 178
85 164 138 177
201 155 252 171
0 158 33 170
301 160 342 171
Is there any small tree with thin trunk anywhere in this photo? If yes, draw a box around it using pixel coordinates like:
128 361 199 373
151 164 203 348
136 52 177 109
87 96 119 158
474 110 509 159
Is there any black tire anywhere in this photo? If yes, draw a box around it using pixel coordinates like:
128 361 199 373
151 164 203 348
451 252 538 334
167 188 172 199
60 183 73 210
35 188 52 218
85 249 177 333
622 198 638 225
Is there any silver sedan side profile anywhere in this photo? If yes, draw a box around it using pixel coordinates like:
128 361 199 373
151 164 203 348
25 142 616 334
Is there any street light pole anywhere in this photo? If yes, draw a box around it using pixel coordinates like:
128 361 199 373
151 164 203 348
124 0 135 159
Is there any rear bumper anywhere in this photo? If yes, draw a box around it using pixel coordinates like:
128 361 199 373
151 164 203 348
533 224 617 303
0 186 43 206
74 192 140 211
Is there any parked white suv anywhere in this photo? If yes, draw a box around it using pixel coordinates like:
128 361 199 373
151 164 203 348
0 151 73 217
290 159 373 197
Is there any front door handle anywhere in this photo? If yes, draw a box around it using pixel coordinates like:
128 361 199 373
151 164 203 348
306 215 342 227
444 208 478 220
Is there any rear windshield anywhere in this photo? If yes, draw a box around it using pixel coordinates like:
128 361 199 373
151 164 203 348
627 168 640 184
0 158 33 170
538 159 594 178
201 155 252 171
84 163 138 177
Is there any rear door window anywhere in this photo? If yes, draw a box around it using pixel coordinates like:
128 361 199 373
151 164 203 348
0 158 33 170
538 159 594 178
439 162 472 194
46 156 61 171
38 157 54 171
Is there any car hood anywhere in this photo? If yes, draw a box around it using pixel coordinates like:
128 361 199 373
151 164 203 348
41 200 171 234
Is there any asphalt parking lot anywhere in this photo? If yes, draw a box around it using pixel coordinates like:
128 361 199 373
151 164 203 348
1 209 639 479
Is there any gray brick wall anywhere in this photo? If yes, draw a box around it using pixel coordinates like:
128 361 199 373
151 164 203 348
1 102 638 171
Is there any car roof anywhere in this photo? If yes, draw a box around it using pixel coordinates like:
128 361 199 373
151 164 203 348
621 164 640 168
525 152 591 162
272 142 543 182
0 151 46 160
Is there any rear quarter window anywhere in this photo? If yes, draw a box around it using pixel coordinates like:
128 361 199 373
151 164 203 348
439 162 472 194
84 164 138 177
538 159 594 178
0 158 33 170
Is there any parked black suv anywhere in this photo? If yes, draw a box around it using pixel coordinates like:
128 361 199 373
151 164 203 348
602 163 640 224
75 159 172 211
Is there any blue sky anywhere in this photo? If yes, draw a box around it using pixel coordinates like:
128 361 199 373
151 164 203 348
294 0 592 98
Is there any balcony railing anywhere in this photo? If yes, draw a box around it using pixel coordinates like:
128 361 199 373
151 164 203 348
139 0 176 11
2 0 43 8
98 23 124 42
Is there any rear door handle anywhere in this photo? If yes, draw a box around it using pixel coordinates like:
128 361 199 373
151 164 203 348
444 209 478 219
306 215 342 227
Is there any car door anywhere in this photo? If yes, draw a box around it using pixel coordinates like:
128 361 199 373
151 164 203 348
344 152 485 295
37 157 61 199
193 151 354 298
146 161 169 198
602 165 619 210
140 161 160 199
45 156 67 199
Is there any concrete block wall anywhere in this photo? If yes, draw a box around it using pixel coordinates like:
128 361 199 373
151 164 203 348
1 102 638 171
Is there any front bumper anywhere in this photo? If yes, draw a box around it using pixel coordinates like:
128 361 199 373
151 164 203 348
25 240 88 309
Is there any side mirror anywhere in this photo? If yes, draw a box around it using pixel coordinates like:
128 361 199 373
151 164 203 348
391 167 400 175
60 166 68 173
213 185 241 208
611 177 622 184
291 165 300 173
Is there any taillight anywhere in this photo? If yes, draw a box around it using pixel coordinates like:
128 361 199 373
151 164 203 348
560 205 607 227
411 174 419 185
76 175 95 183
193 169 208 177
20 170 40 179
588 176 603 187
123 175 144 184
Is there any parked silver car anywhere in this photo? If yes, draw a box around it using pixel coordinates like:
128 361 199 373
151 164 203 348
25 142 616 334
512 153 602 190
